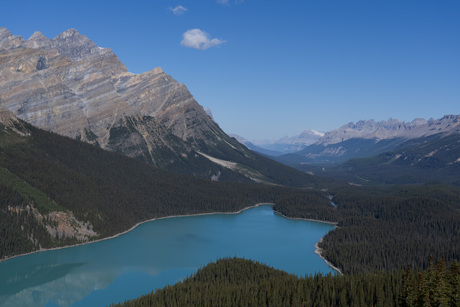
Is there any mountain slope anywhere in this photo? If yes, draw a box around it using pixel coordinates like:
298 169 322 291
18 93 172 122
325 133 460 186
0 110 339 259
276 115 460 167
0 27 314 186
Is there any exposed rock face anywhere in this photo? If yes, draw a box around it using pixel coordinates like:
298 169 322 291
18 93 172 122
0 27 24 50
0 27 275 182
317 116 460 145
44 210 98 241
9 204 98 242
0 107 30 136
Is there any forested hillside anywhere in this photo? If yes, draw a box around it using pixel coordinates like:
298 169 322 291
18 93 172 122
275 184 460 274
0 121 336 259
1 114 459 307
113 257 460 307
325 133 460 186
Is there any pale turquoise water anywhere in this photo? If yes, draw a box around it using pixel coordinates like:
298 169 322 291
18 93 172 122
0 205 335 307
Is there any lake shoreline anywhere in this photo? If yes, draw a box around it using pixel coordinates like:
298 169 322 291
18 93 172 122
274 211 338 226
273 211 341 275
2 203 341 275
1 203 270 262
314 239 343 275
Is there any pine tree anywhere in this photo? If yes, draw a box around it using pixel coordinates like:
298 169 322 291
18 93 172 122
433 256 449 306
401 265 417 306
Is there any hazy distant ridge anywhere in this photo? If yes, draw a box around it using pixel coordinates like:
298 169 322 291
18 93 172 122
317 115 460 145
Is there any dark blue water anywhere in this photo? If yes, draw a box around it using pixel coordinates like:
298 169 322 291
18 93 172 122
0 205 335 307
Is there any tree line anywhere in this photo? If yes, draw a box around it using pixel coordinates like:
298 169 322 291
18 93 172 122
112 256 460 307
275 183 460 274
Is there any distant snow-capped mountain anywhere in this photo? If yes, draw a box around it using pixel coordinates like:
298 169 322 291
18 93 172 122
274 114 460 167
248 129 324 154
229 134 283 156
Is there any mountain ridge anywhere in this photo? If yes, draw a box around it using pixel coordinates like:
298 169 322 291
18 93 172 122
273 114 460 167
0 27 315 187
317 115 460 146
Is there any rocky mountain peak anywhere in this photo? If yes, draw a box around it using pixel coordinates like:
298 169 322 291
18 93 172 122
0 27 12 41
57 28 81 39
0 27 25 50
298 129 324 138
424 114 460 135
408 118 427 127
50 28 108 61
24 31 50 49
28 31 47 41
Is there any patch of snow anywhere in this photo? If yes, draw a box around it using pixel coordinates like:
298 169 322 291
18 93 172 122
198 152 238 170
424 150 438 158
310 129 325 137
223 139 237 150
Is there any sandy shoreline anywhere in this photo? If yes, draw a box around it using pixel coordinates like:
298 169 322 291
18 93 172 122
314 239 343 275
1 202 342 275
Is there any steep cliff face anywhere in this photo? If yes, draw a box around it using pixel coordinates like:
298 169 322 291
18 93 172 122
0 27 314 186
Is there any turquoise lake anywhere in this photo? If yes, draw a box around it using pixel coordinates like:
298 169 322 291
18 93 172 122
0 205 336 307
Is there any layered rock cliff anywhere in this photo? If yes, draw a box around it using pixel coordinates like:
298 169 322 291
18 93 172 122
0 27 314 186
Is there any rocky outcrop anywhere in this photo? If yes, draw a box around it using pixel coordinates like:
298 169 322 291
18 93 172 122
0 27 24 50
0 107 30 136
8 204 98 242
43 210 98 241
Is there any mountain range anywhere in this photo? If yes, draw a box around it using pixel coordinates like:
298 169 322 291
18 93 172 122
0 27 317 187
258 115 460 186
3 26 458 188
272 115 460 165
236 129 324 156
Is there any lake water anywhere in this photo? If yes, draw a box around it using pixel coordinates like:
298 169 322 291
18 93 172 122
0 205 335 307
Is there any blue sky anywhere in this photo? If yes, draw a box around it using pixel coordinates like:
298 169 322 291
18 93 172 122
1 1 459 140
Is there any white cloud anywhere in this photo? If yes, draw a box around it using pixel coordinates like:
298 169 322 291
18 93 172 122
181 29 226 50
216 0 243 4
169 5 188 15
